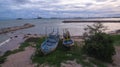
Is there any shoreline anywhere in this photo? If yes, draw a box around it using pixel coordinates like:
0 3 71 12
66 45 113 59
63 20 120 23
0 31 120 67
0 33 42 56
0 28 120 55
0 38 11 47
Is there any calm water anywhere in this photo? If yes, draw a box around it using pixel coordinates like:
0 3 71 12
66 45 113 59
0 18 120 43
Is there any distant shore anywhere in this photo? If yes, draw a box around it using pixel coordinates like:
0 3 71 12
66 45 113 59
63 20 120 23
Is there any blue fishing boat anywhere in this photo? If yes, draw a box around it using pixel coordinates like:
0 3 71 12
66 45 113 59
63 29 74 47
40 30 59 55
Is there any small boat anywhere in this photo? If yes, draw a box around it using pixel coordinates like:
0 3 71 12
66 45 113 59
63 29 74 47
40 30 59 55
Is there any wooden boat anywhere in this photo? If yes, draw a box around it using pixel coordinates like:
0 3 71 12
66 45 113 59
63 29 74 47
40 31 59 55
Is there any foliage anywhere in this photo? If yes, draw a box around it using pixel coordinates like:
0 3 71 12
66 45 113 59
0 36 109 67
31 38 107 67
0 56 6 64
83 22 107 36
111 35 120 46
83 23 115 62
25 37 42 43
32 39 86 67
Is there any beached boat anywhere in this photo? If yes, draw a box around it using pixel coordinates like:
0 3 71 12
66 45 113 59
63 29 74 47
40 31 59 55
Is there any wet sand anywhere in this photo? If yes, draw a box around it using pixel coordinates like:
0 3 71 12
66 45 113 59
0 34 25 56
0 33 41 56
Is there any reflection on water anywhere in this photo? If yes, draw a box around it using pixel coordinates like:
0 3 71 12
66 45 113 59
103 23 120 32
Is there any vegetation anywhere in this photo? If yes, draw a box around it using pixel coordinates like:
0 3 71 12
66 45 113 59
83 23 116 62
111 35 120 46
0 42 30 64
31 38 107 67
0 25 119 66
0 36 109 67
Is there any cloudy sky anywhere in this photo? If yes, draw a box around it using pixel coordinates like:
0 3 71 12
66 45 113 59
0 0 120 19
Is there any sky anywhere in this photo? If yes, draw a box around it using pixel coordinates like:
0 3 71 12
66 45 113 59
0 0 120 19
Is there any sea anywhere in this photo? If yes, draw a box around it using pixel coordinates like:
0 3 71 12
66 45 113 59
0 18 120 44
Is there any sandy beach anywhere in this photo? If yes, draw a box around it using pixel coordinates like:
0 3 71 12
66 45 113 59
0 31 120 67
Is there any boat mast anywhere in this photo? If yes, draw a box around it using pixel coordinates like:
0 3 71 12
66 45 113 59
45 27 47 38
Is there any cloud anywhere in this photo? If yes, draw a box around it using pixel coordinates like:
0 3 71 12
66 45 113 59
13 0 30 4
0 0 120 19
94 0 108 2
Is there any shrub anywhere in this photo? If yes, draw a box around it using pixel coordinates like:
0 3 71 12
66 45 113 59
0 56 6 64
83 23 115 62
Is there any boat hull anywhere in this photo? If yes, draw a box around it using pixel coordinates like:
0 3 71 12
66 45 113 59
40 35 59 55
63 39 74 47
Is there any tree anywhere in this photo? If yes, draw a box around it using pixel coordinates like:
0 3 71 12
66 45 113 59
83 22 115 62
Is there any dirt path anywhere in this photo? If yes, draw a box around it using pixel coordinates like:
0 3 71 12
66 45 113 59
1 47 35 67
108 46 120 67
61 60 82 67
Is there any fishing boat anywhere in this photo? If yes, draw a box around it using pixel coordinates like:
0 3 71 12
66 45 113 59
40 30 59 55
63 29 74 47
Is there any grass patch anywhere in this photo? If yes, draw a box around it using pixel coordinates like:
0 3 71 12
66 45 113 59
31 39 100 67
111 35 120 46
0 37 43 64
0 37 108 67
32 41 82 66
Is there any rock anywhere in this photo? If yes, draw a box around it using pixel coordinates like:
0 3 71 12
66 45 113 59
0 23 35 34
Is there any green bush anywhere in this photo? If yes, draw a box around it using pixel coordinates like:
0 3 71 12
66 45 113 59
0 50 12 64
83 23 116 62
83 33 115 62
0 57 6 64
